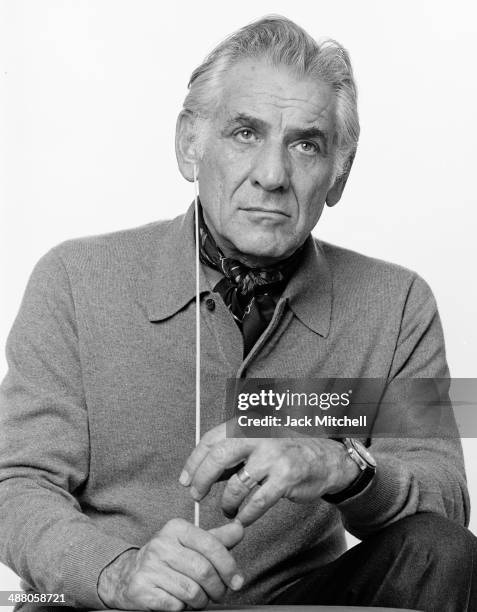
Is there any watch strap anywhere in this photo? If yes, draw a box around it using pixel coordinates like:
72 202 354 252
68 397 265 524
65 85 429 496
322 463 375 504
322 438 376 504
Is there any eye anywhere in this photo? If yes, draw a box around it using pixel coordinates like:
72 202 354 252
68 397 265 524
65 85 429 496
234 128 257 142
295 141 320 155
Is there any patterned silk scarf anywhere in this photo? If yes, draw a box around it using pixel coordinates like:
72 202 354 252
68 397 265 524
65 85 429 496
197 205 304 356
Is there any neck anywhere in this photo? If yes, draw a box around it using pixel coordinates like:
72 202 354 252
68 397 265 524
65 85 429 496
216 244 285 268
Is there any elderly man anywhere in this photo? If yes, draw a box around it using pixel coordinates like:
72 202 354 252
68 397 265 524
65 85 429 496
0 15 475 612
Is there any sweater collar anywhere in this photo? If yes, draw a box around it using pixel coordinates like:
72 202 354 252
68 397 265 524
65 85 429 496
146 204 210 322
283 236 332 337
146 202 332 338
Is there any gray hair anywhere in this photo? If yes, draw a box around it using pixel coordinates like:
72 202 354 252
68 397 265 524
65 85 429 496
183 15 359 178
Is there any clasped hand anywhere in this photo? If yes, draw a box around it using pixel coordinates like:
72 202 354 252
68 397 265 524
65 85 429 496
180 420 358 526
98 519 244 611
98 423 356 611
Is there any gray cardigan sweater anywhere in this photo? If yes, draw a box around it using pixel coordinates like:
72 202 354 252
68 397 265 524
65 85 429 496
0 204 469 609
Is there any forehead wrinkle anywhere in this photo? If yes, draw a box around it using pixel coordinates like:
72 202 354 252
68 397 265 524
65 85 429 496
232 90 327 115
222 58 334 107
225 93 334 119
239 88 314 104
219 66 337 139
229 83 335 113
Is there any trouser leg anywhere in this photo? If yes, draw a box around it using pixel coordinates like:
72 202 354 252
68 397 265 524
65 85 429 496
272 512 477 612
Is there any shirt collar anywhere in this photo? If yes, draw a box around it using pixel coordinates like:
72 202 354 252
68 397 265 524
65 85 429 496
146 202 332 337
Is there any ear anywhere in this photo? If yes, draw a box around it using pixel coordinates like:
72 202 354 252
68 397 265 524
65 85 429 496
175 110 202 183
325 151 356 207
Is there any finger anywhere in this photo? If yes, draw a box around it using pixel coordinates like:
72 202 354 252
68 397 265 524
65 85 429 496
235 478 285 527
220 471 259 519
190 438 253 501
169 547 227 602
144 587 185 612
216 461 246 482
150 522 227 601
180 424 227 486
178 522 243 592
125 576 184 612
150 566 209 610
208 521 244 549
180 439 214 487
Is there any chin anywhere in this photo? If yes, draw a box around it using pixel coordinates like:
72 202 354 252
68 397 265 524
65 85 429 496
232 236 295 264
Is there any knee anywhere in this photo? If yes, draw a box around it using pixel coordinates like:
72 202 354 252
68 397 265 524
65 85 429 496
378 512 474 572
343 513 477 610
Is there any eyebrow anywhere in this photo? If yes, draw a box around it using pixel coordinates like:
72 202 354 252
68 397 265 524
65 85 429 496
224 113 268 132
289 127 329 147
224 113 330 152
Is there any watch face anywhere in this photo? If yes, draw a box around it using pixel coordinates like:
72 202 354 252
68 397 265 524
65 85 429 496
351 439 377 468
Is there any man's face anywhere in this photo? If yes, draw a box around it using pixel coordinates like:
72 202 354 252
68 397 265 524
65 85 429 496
196 58 340 265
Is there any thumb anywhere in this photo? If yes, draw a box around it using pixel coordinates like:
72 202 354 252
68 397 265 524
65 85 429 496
209 521 244 549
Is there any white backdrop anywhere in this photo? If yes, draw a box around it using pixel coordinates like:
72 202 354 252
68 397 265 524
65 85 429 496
1 0 477 595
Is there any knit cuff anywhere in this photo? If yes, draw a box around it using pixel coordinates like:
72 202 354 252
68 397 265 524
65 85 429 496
334 454 410 536
60 532 139 609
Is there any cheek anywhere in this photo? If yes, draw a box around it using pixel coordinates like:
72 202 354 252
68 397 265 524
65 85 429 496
200 151 249 209
198 158 235 234
200 150 234 203
294 167 333 219
295 205 324 240
295 188 327 224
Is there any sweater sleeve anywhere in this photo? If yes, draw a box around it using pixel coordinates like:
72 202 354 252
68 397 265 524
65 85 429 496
336 274 470 539
0 248 136 609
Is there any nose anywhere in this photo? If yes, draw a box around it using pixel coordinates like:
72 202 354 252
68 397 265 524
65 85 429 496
250 140 290 192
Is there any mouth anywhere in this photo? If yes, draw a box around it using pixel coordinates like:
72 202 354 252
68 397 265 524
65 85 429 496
240 207 291 218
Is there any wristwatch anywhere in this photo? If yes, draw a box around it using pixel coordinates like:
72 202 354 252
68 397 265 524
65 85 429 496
322 438 377 504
